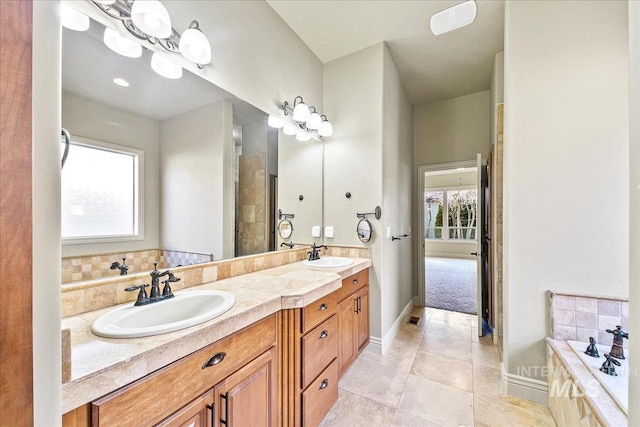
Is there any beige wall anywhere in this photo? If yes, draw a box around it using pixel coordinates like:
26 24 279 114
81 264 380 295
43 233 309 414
381 44 414 343
490 51 504 154
61 92 161 257
504 0 629 400
414 91 491 166
33 2 62 423
160 99 234 259
628 1 640 425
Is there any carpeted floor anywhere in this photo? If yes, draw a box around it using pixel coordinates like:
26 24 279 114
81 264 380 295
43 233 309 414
425 257 477 315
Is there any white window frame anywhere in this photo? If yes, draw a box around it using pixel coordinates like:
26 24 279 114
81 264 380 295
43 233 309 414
61 136 144 245
424 184 478 242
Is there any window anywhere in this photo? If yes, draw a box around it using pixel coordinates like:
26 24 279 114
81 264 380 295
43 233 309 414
61 137 143 243
425 187 477 241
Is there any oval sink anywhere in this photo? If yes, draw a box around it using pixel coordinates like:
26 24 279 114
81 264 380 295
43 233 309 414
302 257 354 268
92 290 235 339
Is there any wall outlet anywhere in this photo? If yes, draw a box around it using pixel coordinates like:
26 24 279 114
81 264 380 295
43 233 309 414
386 227 391 238
325 226 334 238
311 226 321 238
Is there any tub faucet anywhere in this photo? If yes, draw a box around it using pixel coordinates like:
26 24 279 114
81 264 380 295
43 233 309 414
110 257 129 275
606 325 628 359
149 263 180 299
281 241 294 249
308 243 328 261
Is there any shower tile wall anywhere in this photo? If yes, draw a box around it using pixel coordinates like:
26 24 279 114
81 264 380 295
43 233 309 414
550 291 629 348
237 151 267 256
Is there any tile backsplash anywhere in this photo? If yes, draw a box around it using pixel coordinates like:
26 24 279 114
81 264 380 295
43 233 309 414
550 291 629 348
61 245 370 318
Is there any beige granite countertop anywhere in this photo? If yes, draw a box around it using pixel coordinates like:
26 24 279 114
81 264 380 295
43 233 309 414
61 257 371 412
546 338 627 426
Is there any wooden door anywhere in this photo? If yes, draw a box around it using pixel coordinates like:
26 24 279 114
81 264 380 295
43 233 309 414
356 287 369 353
214 347 276 427
156 391 213 427
337 297 356 377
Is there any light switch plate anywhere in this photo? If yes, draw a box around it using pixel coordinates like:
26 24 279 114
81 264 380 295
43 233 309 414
386 227 391 238
312 226 321 238
325 226 334 238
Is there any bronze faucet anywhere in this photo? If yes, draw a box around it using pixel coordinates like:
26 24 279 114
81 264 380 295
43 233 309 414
110 257 129 275
124 263 180 306
606 325 628 359
308 243 327 261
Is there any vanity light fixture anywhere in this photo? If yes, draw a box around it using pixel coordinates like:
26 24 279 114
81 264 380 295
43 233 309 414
61 3 90 32
151 52 182 79
269 96 333 140
91 0 213 68
430 0 477 36
104 27 142 58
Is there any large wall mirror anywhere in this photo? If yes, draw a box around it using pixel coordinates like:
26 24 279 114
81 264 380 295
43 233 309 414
60 9 323 283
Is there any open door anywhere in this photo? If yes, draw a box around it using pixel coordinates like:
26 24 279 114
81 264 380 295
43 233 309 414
475 153 483 334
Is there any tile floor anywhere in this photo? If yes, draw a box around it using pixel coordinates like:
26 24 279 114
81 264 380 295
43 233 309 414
320 307 556 427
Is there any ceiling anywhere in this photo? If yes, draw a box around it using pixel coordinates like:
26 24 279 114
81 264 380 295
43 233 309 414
62 18 265 126
266 0 504 105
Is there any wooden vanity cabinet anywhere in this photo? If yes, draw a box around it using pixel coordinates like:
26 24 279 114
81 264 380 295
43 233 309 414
336 271 370 377
88 314 277 427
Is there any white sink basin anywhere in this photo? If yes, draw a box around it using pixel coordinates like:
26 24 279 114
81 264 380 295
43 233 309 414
92 290 235 339
302 257 354 268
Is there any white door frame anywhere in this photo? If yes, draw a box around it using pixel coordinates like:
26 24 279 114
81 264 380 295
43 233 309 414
416 159 478 308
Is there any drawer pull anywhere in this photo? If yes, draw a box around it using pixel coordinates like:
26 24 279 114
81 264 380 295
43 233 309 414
202 352 226 368
319 330 328 339
206 404 214 427
353 279 358 285
220 392 229 425
318 303 328 311
319 379 329 390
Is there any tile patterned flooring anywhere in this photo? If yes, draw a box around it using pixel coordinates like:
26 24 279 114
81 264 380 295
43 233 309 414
320 307 556 427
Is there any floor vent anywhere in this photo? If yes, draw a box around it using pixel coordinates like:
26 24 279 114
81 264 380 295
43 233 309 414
407 316 421 326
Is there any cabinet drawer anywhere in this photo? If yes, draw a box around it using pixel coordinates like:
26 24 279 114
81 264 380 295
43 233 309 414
302 359 338 427
301 292 337 334
335 269 368 303
301 315 338 389
91 314 276 427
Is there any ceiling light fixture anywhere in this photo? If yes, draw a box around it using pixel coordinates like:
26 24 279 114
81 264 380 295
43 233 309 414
430 0 477 36
61 3 90 32
103 27 142 58
112 78 130 87
90 0 212 68
268 96 333 141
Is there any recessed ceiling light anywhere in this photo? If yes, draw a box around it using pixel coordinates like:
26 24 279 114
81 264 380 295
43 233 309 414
113 78 130 87
430 0 477 36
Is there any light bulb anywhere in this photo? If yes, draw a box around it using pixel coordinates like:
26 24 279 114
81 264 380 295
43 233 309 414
268 115 284 129
296 132 311 142
103 27 142 58
151 52 182 79
131 0 172 38
292 100 310 122
61 3 89 32
283 124 297 136
318 119 333 137
179 21 212 65
306 112 322 130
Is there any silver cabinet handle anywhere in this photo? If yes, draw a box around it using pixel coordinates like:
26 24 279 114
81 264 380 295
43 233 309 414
318 303 328 311
319 379 328 390
319 330 328 339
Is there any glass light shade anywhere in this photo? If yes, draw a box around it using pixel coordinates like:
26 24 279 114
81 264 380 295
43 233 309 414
318 119 333 137
296 132 311 142
283 124 298 136
151 52 182 79
131 0 172 39
430 0 477 35
179 25 212 65
306 112 322 130
268 115 284 129
94 0 116 3
292 101 310 122
103 28 142 58
61 4 90 31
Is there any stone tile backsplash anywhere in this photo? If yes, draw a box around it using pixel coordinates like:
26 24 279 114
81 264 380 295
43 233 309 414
550 291 629 348
61 245 370 317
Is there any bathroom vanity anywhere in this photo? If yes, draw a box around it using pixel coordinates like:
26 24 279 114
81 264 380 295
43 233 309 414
61 256 371 427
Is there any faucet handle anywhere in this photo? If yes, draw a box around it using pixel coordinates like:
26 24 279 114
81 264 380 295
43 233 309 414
125 284 149 306
161 279 175 298
167 271 181 282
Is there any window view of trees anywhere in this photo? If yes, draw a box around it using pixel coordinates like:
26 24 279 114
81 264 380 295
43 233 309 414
425 189 477 240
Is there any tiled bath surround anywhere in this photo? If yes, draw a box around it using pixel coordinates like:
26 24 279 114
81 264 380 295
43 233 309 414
62 249 213 283
550 291 629 348
61 245 370 317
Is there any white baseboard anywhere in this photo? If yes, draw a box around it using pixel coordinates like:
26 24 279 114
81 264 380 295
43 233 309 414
501 363 548 405
365 299 414 355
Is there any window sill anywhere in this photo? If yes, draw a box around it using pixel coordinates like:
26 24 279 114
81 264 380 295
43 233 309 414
62 234 144 245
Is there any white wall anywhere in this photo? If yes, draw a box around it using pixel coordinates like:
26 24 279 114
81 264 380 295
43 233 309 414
33 2 61 424
628 1 640 425
381 44 414 342
504 0 629 399
160 99 234 259
414 91 491 166
324 44 384 339
61 92 160 256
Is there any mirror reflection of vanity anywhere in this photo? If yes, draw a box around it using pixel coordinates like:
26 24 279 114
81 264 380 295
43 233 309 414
60 9 323 284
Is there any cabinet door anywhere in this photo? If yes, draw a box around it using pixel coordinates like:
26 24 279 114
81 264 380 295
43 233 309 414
356 287 370 353
337 296 357 378
214 347 276 427
156 391 213 427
